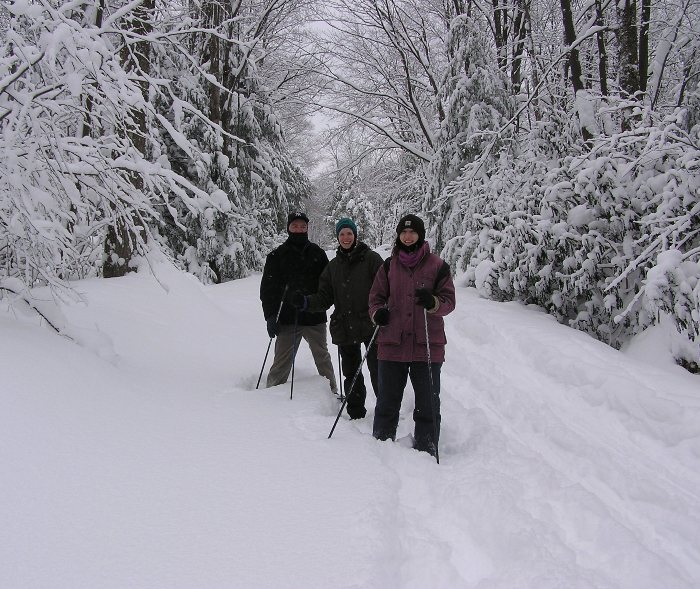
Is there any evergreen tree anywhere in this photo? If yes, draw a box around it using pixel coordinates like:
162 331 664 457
0 1 218 294
328 168 380 248
456 111 699 354
152 1 310 282
425 14 512 251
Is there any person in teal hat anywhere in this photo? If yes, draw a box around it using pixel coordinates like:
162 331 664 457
291 218 383 419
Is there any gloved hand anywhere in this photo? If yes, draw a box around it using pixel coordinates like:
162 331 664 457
415 287 436 310
266 318 279 338
289 290 308 311
373 308 390 326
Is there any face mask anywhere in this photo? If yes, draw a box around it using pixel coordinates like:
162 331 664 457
287 232 309 244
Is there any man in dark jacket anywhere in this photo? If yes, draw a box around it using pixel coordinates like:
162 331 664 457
292 218 383 419
260 212 337 393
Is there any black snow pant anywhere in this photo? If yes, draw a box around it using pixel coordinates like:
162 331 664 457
338 338 378 419
372 360 441 454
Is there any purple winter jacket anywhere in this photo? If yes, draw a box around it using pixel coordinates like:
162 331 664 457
368 242 456 363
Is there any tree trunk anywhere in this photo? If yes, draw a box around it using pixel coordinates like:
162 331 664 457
524 0 541 121
594 0 609 96
639 0 651 92
103 216 138 278
511 0 527 94
492 0 507 72
615 0 640 98
103 0 153 278
81 0 104 140
205 0 222 126
560 0 593 142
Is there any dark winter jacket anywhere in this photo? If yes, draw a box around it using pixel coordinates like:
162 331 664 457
306 241 384 345
368 242 455 363
260 236 329 326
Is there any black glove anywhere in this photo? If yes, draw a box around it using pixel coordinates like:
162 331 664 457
373 308 390 326
266 318 279 338
415 288 436 310
289 290 308 311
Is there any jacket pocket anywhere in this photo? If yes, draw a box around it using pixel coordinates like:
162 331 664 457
377 324 402 346
416 315 446 345
329 314 345 343
354 312 376 341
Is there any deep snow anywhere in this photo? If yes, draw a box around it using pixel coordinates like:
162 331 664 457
2 257 699 589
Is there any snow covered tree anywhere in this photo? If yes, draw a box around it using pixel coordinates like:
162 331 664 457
429 0 699 366
457 110 699 357
152 0 312 282
0 0 222 296
311 0 442 163
327 168 380 248
302 0 446 229
426 12 513 250
319 122 428 248
613 113 700 348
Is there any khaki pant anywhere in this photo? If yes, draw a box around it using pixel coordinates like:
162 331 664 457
266 323 337 392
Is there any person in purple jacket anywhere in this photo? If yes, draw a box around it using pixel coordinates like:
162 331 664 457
368 214 456 457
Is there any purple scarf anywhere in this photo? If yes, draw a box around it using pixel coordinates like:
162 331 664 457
398 242 428 268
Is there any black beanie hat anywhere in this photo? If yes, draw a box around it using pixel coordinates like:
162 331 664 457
396 214 425 242
287 211 309 231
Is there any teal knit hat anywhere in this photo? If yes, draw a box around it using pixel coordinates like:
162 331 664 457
335 217 357 238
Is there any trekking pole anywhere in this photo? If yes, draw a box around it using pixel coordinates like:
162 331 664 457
424 307 440 464
328 325 380 439
337 347 344 400
290 308 300 400
256 285 288 389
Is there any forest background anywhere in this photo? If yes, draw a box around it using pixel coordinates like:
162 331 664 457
1 0 699 368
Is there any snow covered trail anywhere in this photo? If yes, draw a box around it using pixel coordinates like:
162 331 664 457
204 274 700 588
437 293 700 588
2 262 699 589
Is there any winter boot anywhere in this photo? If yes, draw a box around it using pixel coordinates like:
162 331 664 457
346 405 367 420
413 436 437 457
